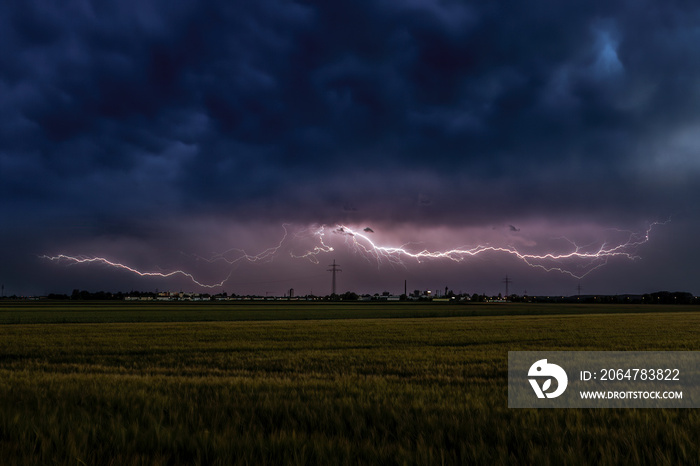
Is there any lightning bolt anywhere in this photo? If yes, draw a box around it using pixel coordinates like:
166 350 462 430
40 225 295 288
327 221 666 279
290 224 334 263
41 221 667 288
39 254 232 288
185 224 291 265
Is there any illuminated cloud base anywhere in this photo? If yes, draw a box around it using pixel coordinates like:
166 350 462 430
41 221 667 290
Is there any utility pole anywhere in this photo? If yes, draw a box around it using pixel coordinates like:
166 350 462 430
327 260 341 296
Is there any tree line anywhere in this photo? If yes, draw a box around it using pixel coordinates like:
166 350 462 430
6 289 692 305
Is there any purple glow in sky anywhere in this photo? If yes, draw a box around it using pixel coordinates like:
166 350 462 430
2 1 699 296
39 220 673 296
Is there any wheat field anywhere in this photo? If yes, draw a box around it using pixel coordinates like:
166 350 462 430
0 302 698 465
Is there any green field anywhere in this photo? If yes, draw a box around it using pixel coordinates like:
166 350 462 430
0 302 698 465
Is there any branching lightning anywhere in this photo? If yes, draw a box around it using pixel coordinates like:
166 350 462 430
40 225 295 288
185 224 291 265
290 225 335 263
41 221 667 288
327 222 666 279
39 254 233 288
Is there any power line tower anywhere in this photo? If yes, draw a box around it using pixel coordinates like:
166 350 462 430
502 274 512 298
327 260 341 296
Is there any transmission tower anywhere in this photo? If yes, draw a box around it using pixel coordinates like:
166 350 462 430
327 260 341 296
502 274 512 298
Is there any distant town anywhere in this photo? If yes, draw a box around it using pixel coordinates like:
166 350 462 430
1 289 698 304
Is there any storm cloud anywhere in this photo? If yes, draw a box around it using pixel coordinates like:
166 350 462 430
2 1 699 295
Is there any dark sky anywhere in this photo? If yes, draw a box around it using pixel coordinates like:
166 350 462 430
2 0 699 296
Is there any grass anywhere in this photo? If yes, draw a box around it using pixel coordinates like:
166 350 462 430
0 302 698 465
1 300 698 324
